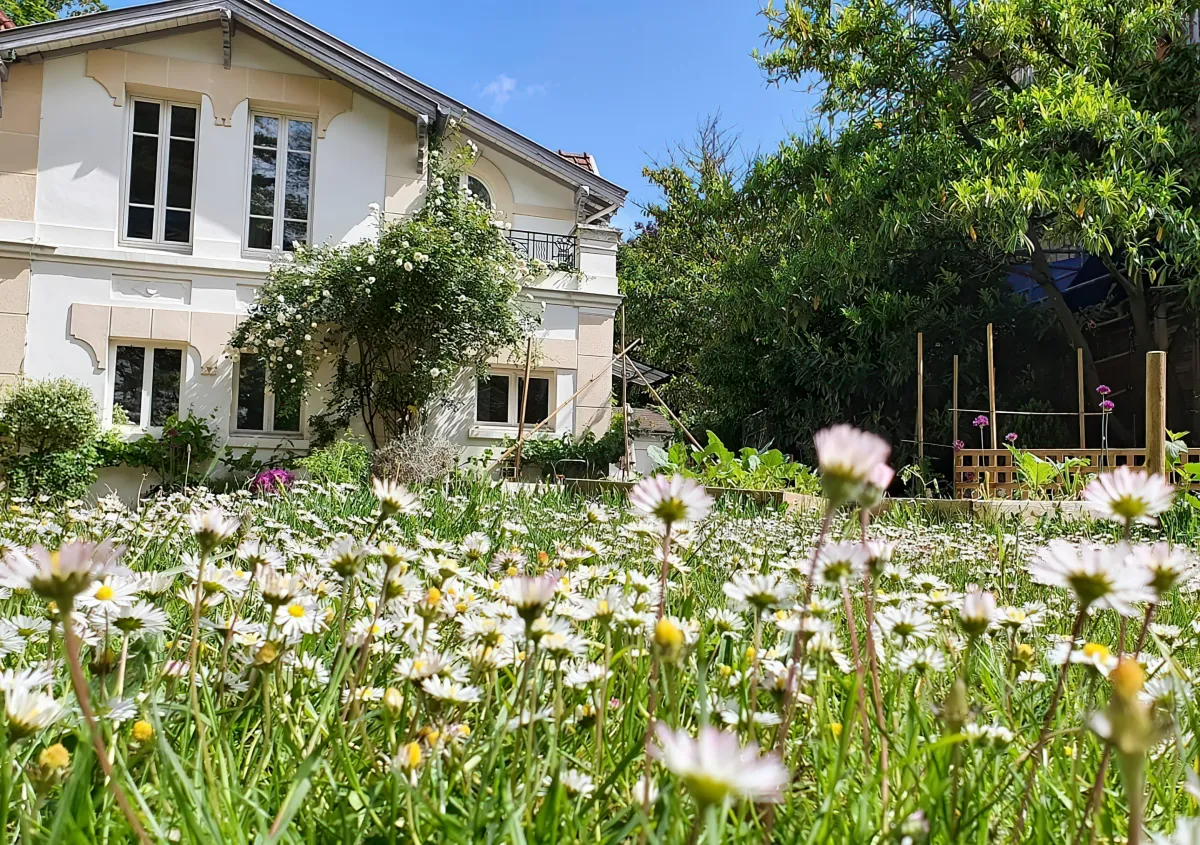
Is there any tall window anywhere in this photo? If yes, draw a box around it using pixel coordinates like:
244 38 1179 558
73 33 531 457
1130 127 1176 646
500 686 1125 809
124 100 198 246
247 114 313 252
112 345 183 427
466 175 493 209
476 372 550 425
234 353 302 433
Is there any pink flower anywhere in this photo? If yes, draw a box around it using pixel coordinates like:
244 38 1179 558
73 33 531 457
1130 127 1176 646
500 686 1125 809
972 415 989 428
1100 399 1115 412
952 440 966 452
1096 384 1111 396
1005 432 1018 443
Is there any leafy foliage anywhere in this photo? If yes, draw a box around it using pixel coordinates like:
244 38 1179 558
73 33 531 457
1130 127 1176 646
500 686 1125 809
647 430 820 492
232 128 538 447
0 379 106 500
513 413 632 478
0 0 105 26
757 0 1200 432
121 414 221 490
297 439 371 486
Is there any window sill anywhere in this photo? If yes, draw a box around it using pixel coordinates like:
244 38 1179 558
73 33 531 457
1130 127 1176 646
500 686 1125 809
228 432 308 450
117 239 194 256
469 424 557 440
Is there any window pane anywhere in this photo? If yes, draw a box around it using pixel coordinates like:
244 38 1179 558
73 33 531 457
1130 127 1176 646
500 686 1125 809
282 219 308 251
287 120 313 152
133 101 160 135
284 151 310 221
236 353 266 431
170 105 197 139
519 377 550 424
127 206 154 240
467 176 492 208
248 218 274 251
129 134 159 207
113 346 145 425
150 347 182 426
476 375 509 423
166 138 195 210
164 210 191 244
273 390 301 432
253 115 279 147
250 147 277 217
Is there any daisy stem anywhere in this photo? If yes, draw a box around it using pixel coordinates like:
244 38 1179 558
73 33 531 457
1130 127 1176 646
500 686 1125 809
187 547 209 753
839 582 871 754
859 510 889 820
115 634 129 699
1013 602 1090 840
62 616 152 845
642 521 674 822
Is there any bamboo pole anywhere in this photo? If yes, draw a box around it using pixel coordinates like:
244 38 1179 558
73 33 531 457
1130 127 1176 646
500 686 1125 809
1077 347 1086 449
916 332 924 462
625 355 703 451
986 323 998 449
486 339 642 474
952 354 959 447
512 336 534 477
621 304 630 479
950 352 960 499
1146 350 1167 476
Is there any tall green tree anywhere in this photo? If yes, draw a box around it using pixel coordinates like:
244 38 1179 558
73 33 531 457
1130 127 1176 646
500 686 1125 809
0 0 105 26
758 0 1200 423
621 120 1064 465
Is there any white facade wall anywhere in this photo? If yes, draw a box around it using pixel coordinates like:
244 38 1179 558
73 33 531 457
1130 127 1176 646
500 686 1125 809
0 25 622 497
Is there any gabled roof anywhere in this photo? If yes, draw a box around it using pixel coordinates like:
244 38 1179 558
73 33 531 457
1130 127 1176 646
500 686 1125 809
0 0 627 213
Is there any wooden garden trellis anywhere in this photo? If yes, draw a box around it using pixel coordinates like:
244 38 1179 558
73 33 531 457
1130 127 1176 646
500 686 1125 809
912 325 1175 499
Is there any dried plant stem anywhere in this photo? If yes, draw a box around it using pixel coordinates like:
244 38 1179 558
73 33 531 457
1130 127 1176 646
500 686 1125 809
1012 604 1089 840
774 505 834 751
63 621 152 845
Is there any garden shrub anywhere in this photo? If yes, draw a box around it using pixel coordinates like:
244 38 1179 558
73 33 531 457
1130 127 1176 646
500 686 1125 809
370 432 458 485
516 413 632 478
299 439 371 486
0 378 104 500
122 413 220 490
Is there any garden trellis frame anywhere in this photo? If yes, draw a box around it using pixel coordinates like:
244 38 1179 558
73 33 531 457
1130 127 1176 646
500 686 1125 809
913 325 1173 498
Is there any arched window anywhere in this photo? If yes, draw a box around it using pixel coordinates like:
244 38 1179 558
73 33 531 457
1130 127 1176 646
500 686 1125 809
466 175 493 209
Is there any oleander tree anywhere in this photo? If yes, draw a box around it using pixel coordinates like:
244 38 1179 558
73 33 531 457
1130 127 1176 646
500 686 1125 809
232 130 539 448
757 0 1200 420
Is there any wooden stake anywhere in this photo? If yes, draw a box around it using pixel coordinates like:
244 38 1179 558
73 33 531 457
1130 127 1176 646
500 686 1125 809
621 304 630 479
952 354 959 497
487 340 641 474
986 323 998 450
1146 350 1167 476
952 354 959 446
625 355 703 451
1076 347 1086 449
916 332 925 461
512 335 534 477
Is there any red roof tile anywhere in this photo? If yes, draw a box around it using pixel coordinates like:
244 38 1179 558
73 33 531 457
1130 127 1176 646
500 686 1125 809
558 150 599 176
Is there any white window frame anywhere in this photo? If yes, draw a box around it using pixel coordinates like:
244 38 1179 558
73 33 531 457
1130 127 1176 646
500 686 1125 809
244 112 316 256
474 369 555 428
119 97 199 252
231 352 304 436
106 342 187 431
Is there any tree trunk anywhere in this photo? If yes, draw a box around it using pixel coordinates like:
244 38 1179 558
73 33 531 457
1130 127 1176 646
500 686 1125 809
1028 233 1133 443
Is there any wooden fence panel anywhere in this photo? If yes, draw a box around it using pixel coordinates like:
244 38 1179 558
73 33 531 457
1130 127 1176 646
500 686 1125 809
952 448 1200 499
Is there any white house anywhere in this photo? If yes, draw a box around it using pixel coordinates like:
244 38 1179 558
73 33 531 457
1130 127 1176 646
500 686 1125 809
0 0 626 479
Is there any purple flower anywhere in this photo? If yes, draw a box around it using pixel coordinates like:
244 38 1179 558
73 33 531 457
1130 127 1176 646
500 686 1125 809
1005 432 1018 443
251 468 295 494
1099 399 1115 412
1096 384 1111 396
952 439 966 452
972 415 990 428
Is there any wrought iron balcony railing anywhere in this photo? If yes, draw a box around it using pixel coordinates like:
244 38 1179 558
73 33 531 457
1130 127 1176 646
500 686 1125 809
504 229 577 269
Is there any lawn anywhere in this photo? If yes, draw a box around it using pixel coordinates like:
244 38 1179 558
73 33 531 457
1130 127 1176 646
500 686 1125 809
0 465 1197 843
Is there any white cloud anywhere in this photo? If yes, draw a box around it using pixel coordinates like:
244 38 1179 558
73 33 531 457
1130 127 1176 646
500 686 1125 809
481 74 518 111
479 75 550 113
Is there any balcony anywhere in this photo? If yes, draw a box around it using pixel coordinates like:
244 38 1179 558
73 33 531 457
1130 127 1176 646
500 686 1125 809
505 229 577 269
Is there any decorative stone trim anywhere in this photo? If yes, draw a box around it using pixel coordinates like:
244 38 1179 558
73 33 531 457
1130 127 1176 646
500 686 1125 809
85 48 353 136
69 302 111 368
189 311 236 375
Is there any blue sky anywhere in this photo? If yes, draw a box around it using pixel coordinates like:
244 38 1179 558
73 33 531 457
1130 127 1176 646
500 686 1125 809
111 0 819 232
